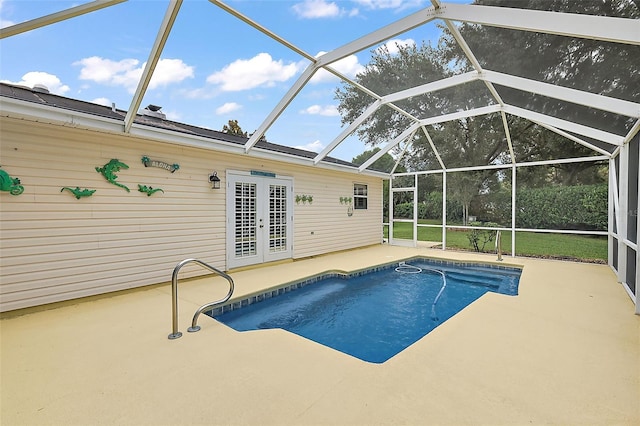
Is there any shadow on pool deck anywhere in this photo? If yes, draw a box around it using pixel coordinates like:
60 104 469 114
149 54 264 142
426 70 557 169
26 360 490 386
1 244 638 425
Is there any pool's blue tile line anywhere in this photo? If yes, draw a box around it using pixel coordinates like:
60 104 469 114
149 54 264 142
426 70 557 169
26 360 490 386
207 257 522 317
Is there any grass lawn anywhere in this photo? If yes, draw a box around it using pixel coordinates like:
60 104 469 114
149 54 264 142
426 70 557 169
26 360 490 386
385 220 607 262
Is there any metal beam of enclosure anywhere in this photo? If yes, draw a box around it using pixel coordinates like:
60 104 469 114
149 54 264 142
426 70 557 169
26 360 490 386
392 155 609 177
314 101 382 164
0 0 127 39
315 7 439 67
437 2 640 45
124 0 182 133
2 1 637 308
359 124 421 172
482 70 640 118
503 105 625 146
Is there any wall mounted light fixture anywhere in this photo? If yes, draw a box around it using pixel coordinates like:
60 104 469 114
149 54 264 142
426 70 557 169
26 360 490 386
208 171 221 189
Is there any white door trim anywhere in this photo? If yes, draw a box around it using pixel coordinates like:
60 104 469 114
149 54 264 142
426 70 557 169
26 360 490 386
226 170 293 269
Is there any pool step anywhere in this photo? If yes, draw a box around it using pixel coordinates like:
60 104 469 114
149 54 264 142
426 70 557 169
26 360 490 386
443 271 502 289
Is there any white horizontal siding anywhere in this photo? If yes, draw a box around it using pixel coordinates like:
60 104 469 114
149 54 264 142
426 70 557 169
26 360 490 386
0 118 225 311
292 167 382 258
0 116 383 312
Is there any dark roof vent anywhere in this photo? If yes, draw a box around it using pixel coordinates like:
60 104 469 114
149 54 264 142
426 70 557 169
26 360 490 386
32 84 49 94
142 104 166 119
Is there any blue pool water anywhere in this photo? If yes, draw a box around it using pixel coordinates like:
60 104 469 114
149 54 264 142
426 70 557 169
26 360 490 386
211 259 521 363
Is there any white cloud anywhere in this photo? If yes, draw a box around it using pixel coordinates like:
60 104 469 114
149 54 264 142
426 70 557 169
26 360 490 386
311 52 365 83
216 102 242 115
91 97 112 107
182 87 216 100
1 71 70 95
292 0 340 18
0 0 16 28
164 110 182 121
376 38 416 55
294 140 325 153
206 53 304 92
248 93 266 101
352 0 423 10
301 104 339 116
74 56 193 93
149 59 194 89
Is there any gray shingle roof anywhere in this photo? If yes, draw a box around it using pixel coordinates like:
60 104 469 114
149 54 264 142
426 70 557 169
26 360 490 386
0 82 356 168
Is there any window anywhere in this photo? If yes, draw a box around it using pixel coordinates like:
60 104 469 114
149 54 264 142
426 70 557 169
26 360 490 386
353 183 368 210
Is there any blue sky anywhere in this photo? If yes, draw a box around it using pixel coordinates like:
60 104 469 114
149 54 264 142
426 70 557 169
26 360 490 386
0 0 465 162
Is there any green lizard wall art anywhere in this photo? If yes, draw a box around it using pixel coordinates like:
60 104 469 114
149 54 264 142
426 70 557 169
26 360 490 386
96 159 130 192
61 187 96 199
138 184 164 196
0 166 24 195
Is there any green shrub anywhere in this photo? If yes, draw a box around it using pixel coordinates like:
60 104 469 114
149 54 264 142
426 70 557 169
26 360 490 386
392 184 607 231
516 184 607 230
393 193 462 221
466 221 500 252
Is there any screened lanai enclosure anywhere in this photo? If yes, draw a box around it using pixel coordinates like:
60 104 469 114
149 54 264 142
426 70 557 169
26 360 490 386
0 0 638 313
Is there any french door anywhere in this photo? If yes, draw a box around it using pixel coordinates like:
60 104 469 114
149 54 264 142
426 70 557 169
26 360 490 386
226 171 293 269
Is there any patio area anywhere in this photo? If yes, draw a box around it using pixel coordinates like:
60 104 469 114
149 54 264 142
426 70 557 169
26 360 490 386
1 244 638 425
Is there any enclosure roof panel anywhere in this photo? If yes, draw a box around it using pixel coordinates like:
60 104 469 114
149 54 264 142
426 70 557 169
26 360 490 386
0 0 638 173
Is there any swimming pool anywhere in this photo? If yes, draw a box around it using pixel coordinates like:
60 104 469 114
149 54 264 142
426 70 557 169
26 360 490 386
209 258 521 363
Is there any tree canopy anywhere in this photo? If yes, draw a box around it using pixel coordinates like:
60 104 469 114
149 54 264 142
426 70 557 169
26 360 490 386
352 148 406 174
222 119 248 137
337 0 636 189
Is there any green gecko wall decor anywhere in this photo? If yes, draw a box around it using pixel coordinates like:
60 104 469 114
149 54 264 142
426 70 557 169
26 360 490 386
138 184 164 196
0 166 24 195
96 159 130 192
61 187 96 199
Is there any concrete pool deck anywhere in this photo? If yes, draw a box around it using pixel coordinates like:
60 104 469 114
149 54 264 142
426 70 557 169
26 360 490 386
1 244 638 425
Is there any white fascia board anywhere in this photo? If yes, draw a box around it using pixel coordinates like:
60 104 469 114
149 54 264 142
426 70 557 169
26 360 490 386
0 97 125 133
419 104 502 126
131 123 385 176
504 105 625 146
0 98 380 178
124 0 182 133
438 3 640 45
245 64 316 153
0 0 127 39
316 7 438 67
381 71 478 104
482 70 640 118
358 123 421 172
130 124 385 177
314 100 382 164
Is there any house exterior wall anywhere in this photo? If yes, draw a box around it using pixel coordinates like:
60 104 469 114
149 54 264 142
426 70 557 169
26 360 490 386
0 117 382 312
